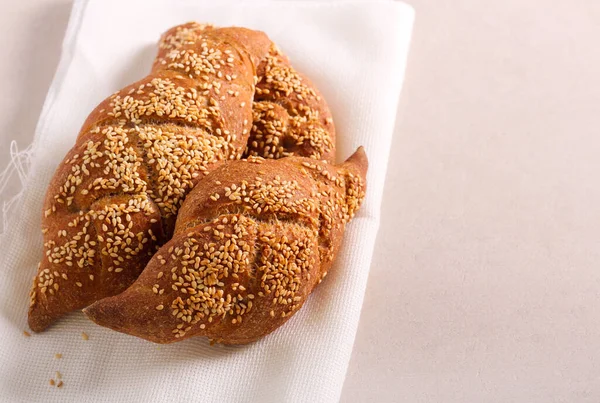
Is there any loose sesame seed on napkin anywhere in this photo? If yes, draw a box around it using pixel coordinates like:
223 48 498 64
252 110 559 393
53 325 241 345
0 0 413 401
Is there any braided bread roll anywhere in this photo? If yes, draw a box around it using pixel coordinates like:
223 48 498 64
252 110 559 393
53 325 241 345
28 26 272 332
155 22 336 162
85 148 367 344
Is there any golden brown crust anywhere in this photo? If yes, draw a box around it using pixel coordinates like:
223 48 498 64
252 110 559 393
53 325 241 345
151 22 336 162
84 148 367 345
28 24 271 332
245 44 336 162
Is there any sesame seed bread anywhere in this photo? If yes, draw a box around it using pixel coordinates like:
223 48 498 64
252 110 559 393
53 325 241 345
28 24 272 332
244 43 336 161
153 22 336 161
84 148 367 344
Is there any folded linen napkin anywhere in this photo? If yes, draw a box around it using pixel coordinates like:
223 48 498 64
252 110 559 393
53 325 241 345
0 0 414 401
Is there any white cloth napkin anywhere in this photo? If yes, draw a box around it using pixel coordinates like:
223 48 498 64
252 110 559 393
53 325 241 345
0 0 413 401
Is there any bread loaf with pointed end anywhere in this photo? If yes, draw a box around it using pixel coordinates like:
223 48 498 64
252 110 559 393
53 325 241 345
85 148 367 344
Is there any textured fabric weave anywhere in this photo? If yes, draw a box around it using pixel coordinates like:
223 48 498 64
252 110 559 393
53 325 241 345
0 0 413 401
